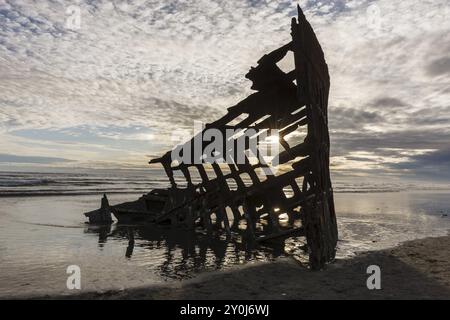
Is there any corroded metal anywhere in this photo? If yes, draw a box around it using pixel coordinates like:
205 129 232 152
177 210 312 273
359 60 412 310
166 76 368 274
86 6 338 269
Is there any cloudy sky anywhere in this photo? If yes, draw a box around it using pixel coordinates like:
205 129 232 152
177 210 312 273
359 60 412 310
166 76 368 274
0 0 449 182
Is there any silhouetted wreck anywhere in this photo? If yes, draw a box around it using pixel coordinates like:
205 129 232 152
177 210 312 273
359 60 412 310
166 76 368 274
85 6 338 269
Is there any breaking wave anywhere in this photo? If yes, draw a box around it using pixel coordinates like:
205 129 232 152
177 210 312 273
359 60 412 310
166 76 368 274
0 171 162 197
1 170 449 197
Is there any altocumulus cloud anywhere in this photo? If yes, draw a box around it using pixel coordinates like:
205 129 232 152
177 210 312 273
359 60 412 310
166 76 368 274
0 0 449 181
0 153 73 164
388 148 450 181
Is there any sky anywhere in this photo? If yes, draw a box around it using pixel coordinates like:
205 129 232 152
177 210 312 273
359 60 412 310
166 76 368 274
0 0 449 182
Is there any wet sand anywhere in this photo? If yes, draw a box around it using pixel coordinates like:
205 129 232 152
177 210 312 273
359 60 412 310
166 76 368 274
36 234 450 300
2 189 449 299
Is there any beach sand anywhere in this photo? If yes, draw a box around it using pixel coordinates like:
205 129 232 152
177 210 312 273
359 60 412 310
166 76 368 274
37 234 450 300
2 187 449 300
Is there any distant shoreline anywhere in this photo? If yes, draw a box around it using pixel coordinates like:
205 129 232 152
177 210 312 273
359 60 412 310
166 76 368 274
0 191 147 197
2 171 450 198
14 234 450 300
1 189 450 198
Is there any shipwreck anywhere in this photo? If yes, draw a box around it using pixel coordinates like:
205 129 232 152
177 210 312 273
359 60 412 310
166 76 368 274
85 6 338 269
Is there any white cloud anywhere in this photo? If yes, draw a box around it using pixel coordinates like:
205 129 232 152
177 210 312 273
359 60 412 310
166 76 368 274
0 0 449 179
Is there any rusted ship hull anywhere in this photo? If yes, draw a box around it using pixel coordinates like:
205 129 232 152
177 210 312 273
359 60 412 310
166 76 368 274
85 190 168 224
84 5 338 269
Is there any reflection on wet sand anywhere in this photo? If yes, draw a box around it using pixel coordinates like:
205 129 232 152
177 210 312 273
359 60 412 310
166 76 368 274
84 224 306 279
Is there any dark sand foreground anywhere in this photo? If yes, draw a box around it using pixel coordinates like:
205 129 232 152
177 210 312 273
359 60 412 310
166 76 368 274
36 235 450 300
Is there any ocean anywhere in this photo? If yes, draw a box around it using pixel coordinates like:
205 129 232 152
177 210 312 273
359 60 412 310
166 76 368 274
0 169 449 298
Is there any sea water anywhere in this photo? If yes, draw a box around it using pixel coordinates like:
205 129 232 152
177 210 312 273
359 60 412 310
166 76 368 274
0 169 449 298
